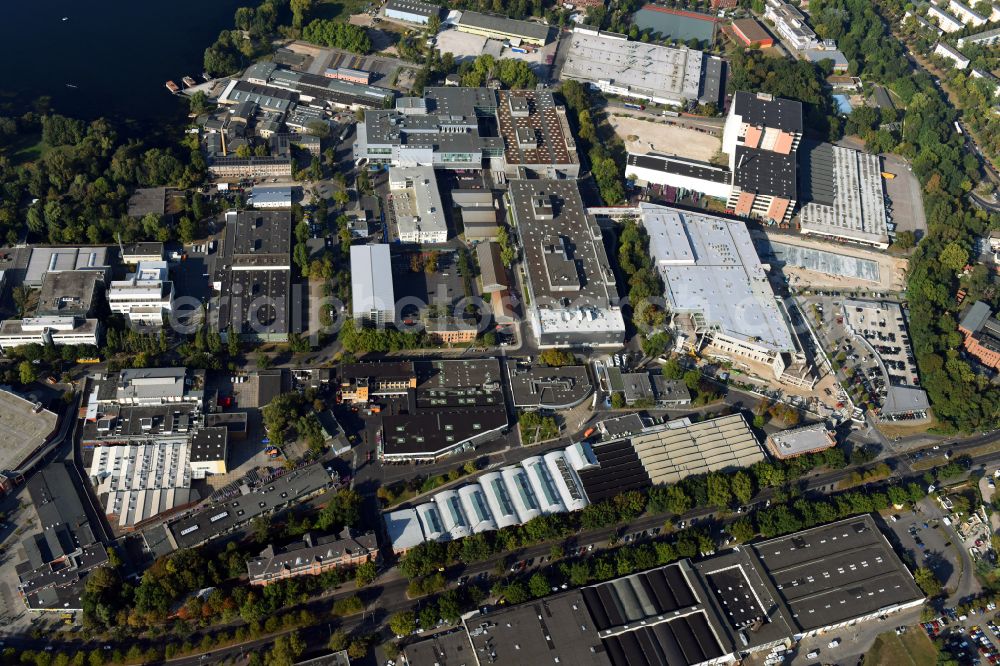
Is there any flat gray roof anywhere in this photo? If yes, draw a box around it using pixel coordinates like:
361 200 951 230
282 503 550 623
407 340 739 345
457 10 551 42
350 244 395 317
640 203 795 352
506 360 592 409
0 388 58 473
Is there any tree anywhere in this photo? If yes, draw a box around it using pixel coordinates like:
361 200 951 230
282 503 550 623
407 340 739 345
227 325 240 357
266 632 305 666
538 348 576 366
914 567 942 597
939 242 969 273
18 361 37 386
610 392 626 409
683 370 701 391
355 561 377 587
290 0 314 29
730 517 756 543
389 611 417 637
529 572 550 598
12 285 33 317
706 473 732 508
328 630 349 652
731 471 754 505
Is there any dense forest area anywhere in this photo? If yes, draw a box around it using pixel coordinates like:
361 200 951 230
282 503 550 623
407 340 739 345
0 112 203 246
808 0 1000 430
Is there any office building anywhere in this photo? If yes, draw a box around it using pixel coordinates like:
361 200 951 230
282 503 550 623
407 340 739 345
455 10 550 46
637 203 811 386
934 42 971 69
350 244 396 325
560 26 724 107
506 360 593 410
108 261 174 326
385 0 440 24
507 179 626 349
959 300 1000 370
354 87 502 169
0 270 104 350
212 210 292 341
247 530 377 586
208 155 293 179
625 152 733 200
496 89 580 178
723 92 802 225
765 0 817 48
385 442 593 553
764 422 836 459
388 166 448 243
798 141 890 249
190 427 229 476
120 242 164 264
927 4 965 32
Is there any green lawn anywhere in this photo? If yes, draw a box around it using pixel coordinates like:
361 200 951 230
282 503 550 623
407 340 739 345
314 0 369 21
2 132 47 165
864 629 937 666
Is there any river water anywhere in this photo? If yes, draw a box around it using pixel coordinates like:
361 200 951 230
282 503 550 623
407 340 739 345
0 0 246 124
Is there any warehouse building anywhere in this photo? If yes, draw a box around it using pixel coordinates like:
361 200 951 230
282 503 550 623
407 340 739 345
212 210 292 342
455 10 551 46
354 87 503 169
385 0 441 24
798 141 889 248
496 89 580 178
560 26 724 107
388 166 448 243
384 442 593 553
108 261 174 326
508 179 626 349
637 203 812 387
350 244 396 325
730 17 774 47
22 246 110 287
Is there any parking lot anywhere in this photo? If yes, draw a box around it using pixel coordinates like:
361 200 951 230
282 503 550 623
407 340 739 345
391 250 479 319
882 154 928 238
843 300 919 387
433 25 557 76
884 509 961 591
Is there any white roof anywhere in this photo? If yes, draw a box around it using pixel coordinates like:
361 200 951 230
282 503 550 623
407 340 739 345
350 245 395 316
385 508 426 552
388 166 447 240
640 203 795 352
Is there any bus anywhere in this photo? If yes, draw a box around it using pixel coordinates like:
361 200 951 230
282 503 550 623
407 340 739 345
955 121 964 135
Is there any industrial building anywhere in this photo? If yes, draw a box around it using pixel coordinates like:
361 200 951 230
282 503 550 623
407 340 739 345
388 166 448 243
454 189 499 242
107 260 174 326
637 203 811 386
384 442 592 553
724 92 802 225
17 463 109 611
507 179 626 349
212 210 292 342
402 514 923 666
505 360 593 410
385 0 441 24
455 10 551 46
496 89 580 178
798 141 890 249
560 26 725 107
22 246 110 287
350 244 396 325
354 87 502 169
120 242 164 264
764 422 836 459
764 0 818 49
247 530 378 586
